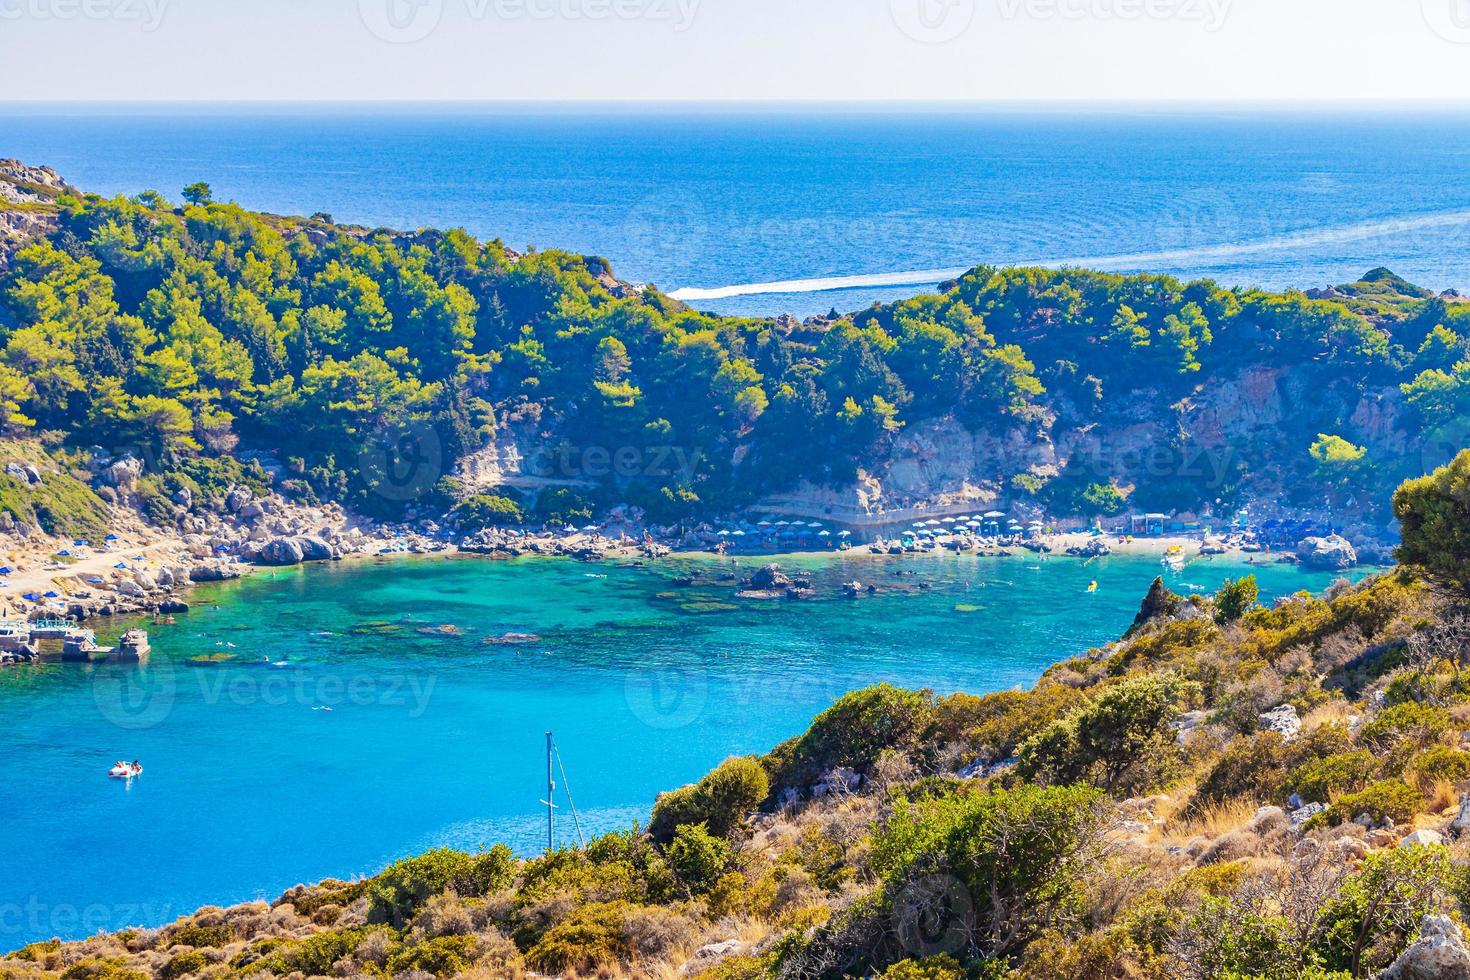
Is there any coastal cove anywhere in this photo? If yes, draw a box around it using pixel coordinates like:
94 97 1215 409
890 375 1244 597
0 551 1373 950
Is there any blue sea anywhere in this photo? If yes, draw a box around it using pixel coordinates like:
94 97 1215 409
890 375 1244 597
0 553 1372 949
4 103 1470 316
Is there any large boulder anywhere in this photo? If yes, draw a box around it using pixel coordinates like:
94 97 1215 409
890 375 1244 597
1451 794 1470 837
1297 534 1358 570
1259 704 1302 742
750 563 792 591
258 537 305 566
1383 915 1470 979
296 536 337 561
104 454 143 489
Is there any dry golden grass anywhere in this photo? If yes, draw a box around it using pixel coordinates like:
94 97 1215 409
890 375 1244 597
1162 797 1258 842
1300 699 1357 731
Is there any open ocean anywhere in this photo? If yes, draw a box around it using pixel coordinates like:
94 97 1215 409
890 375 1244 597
4 103 1470 315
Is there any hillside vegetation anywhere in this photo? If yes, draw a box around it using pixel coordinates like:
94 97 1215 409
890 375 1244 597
11 456 1470 978
2 169 1468 531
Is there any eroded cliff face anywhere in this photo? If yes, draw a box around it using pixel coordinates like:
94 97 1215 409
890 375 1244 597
0 160 68 269
752 362 1411 527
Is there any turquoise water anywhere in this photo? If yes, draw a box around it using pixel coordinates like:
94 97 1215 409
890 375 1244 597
0 552 1370 948
5 106 1470 315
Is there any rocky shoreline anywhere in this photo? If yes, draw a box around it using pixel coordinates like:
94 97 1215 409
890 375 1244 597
0 471 1381 631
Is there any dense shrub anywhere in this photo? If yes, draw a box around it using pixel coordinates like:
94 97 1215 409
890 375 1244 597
765 684 934 794
870 783 1109 963
367 846 513 924
1395 449 1470 587
648 755 769 843
454 492 524 529
525 901 632 974
665 822 732 896
1323 780 1423 826
384 934 478 977
1196 733 1290 804
932 685 1086 761
1359 702 1452 752
1409 745 1470 788
1017 673 1195 793
1288 751 1381 804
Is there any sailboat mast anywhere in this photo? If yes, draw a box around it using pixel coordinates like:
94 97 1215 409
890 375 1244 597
546 731 555 851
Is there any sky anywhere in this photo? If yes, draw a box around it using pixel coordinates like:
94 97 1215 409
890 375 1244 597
3 0 1470 102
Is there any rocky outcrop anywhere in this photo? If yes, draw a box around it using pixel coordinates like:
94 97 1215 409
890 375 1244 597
1382 915 1470 979
1124 577 1183 638
104 455 144 489
258 537 304 566
1259 704 1302 742
1297 534 1358 570
257 535 338 566
750 564 792 591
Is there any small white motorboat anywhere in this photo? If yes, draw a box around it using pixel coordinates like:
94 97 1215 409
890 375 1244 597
108 761 143 779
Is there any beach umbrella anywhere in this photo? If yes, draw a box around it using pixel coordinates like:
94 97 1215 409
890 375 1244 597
87 577 104 585
774 520 789 526
114 562 128 569
912 522 925 528
808 521 823 528
57 550 71 557
717 530 730 537
732 530 746 537
74 540 89 546
942 517 957 523
839 531 851 537
757 521 772 527
985 511 1005 519
21 593 39 601
818 530 831 537
43 591 59 598
0 566 11 574
105 534 119 541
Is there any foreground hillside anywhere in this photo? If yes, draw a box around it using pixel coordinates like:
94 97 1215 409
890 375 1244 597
1 161 1467 540
9 457 1470 979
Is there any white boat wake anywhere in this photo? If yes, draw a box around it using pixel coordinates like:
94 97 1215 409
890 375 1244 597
667 208 1470 302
